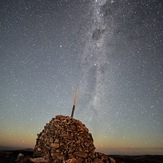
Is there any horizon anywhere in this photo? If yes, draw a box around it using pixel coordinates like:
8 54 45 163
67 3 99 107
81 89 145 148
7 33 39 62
0 145 163 156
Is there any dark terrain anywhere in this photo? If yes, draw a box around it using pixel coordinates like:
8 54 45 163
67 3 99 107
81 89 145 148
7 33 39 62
0 150 163 163
0 149 33 163
111 155 163 163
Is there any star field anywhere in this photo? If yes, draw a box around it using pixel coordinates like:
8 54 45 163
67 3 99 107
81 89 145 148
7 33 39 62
0 0 163 155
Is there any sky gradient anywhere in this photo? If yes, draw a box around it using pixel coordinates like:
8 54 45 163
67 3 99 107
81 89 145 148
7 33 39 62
0 0 163 155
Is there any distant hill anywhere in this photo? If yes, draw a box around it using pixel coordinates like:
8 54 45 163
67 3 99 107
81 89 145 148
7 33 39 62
0 146 33 151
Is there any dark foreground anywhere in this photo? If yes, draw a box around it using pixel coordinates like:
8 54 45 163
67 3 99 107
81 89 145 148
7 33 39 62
0 150 163 163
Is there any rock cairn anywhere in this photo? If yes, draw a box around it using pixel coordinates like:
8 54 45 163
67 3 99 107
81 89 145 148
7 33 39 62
33 115 109 163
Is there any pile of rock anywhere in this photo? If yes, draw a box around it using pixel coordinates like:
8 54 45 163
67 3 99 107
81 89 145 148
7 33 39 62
33 115 110 163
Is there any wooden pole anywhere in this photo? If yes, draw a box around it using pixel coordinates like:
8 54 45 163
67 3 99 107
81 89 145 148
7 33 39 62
71 89 78 118
71 105 75 118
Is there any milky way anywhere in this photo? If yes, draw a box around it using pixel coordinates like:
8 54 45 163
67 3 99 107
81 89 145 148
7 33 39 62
78 0 109 121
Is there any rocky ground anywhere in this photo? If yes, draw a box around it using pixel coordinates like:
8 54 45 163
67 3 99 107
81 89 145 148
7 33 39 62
0 150 163 163
0 150 33 163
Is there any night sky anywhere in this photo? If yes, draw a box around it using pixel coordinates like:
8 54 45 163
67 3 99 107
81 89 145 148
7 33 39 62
0 0 163 155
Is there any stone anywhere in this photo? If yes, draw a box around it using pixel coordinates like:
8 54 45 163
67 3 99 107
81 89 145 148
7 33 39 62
33 115 110 163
